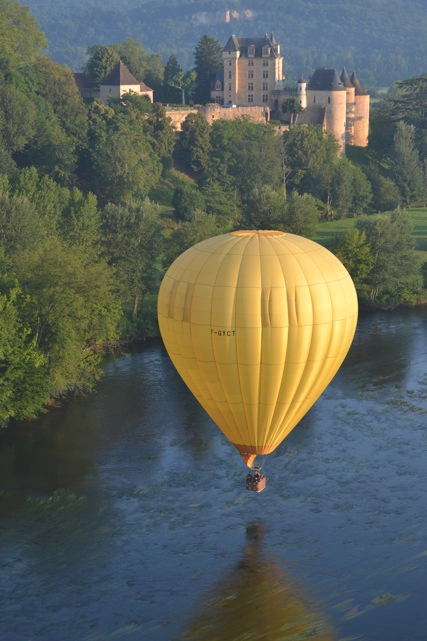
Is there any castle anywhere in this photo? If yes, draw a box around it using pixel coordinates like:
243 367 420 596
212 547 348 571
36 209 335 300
210 34 370 153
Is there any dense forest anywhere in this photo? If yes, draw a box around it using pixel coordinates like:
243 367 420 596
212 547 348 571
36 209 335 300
0 0 426 427
21 0 427 87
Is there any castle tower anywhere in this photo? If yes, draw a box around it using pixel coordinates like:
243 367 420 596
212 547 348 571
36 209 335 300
340 67 355 145
297 74 307 109
222 35 241 106
307 68 347 155
350 71 370 147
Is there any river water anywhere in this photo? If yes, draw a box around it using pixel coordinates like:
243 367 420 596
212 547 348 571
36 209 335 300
1 308 427 641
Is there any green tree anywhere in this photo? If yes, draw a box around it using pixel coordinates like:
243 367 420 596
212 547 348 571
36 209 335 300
33 56 88 150
193 35 223 105
111 38 149 81
391 121 424 205
15 238 121 395
367 164 401 211
165 210 220 266
283 191 320 238
84 45 120 87
172 185 206 222
238 185 285 230
179 111 212 173
91 119 161 204
101 199 163 322
330 158 372 218
355 209 420 304
331 228 374 290
283 125 339 216
0 279 50 425
0 0 46 71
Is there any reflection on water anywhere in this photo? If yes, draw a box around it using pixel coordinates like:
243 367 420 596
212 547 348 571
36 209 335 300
180 522 336 641
0 308 427 641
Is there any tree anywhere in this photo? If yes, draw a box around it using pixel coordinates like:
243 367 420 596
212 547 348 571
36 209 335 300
101 200 164 321
179 111 212 173
355 209 420 304
172 185 206 222
164 53 184 103
0 0 46 71
238 185 285 230
331 228 374 290
193 35 223 105
367 164 401 212
165 210 220 266
283 191 320 238
111 38 149 81
0 279 51 425
33 56 88 150
391 121 424 205
330 158 372 218
15 238 121 395
90 119 161 204
84 45 120 87
283 125 339 217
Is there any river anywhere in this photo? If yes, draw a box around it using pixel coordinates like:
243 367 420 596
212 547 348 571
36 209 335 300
1 308 427 641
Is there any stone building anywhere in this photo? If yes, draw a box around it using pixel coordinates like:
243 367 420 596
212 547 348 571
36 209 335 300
211 34 369 154
210 34 284 110
74 60 153 104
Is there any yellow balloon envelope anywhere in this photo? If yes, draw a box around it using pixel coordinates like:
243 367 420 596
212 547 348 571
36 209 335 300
157 230 358 467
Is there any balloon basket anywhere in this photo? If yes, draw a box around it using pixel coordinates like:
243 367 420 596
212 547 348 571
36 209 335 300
246 467 266 493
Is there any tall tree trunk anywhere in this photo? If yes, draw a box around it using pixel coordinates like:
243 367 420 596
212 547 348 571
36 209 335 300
132 295 139 322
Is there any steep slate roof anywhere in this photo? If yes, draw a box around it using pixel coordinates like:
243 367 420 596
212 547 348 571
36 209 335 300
296 105 326 126
101 61 140 86
350 71 369 95
211 67 224 89
73 72 92 90
340 67 353 88
307 68 345 91
222 34 279 58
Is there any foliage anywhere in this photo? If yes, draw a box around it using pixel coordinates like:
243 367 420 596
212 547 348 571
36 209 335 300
179 111 212 172
355 209 420 305
193 35 222 105
84 44 120 86
165 209 221 266
172 184 206 222
0 278 51 425
391 121 424 206
101 199 164 322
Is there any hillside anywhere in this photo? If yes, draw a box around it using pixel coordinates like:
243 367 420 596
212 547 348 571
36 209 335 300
22 0 427 88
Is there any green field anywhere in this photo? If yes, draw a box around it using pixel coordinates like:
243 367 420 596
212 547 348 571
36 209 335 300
316 207 427 266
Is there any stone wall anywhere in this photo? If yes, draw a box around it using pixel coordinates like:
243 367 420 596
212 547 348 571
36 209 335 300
165 105 269 131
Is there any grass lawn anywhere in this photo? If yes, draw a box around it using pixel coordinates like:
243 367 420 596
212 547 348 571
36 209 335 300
149 167 196 210
316 207 427 266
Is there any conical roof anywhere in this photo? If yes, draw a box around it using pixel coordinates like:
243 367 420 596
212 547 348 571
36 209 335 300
340 67 353 88
350 71 368 95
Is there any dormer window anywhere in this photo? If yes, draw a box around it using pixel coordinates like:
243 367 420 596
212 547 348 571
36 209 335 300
262 46 270 57
215 80 222 90
248 45 255 58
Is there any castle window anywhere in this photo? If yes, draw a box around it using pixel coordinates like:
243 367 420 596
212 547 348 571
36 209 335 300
313 96 316 103
229 61 232 66
262 70 269 79
248 70 254 79
248 82 253 91
262 46 270 57
215 80 222 90
228 71 232 79
262 94 268 103
263 60 269 67
248 94 254 103
262 82 268 91
248 45 255 57
228 83 232 91
328 96 331 103
248 60 254 67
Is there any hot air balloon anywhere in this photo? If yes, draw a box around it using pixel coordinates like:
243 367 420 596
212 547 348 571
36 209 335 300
157 230 358 488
